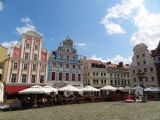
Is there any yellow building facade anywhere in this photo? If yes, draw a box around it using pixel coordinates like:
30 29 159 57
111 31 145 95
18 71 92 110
0 45 8 83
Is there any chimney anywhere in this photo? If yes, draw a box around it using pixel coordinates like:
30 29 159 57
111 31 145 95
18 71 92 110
119 62 123 67
125 64 129 66
107 62 111 65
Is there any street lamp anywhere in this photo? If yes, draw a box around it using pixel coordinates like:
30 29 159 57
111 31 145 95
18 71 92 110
137 70 146 102
137 70 145 88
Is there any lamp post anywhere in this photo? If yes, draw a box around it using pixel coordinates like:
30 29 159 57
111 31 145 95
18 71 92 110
137 70 146 101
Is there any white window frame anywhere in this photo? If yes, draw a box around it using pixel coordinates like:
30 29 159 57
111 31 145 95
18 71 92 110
32 64 37 71
23 63 28 70
22 74 27 83
25 53 29 60
11 74 17 83
31 75 36 83
13 62 18 70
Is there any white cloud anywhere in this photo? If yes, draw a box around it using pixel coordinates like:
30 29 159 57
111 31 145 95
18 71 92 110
76 43 87 47
102 21 126 34
0 1 4 11
130 6 160 50
16 17 36 35
102 0 160 50
1 40 18 48
90 54 131 64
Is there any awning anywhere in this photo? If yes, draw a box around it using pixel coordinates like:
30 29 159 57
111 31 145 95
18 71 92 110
5 85 29 93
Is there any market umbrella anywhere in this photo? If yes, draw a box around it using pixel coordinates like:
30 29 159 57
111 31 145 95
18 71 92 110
81 85 100 92
19 85 51 106
134 85 144 96
100 85 117 91
144 87 160 92
58 85 81 92
43 86 58 94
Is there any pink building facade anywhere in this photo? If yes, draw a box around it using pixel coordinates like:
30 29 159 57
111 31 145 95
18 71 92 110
5 31 48 93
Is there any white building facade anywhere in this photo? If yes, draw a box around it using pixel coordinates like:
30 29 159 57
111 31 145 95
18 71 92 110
130 43 158 87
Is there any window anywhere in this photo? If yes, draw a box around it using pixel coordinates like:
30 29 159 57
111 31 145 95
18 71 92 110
34 54 38 60
52 72 55 80
32 64 36 71
66 73 69 81
22 74 27 83
151 76 154 82
66 64 69 69
111 80 113 85
93 72 95 76
144 68 147 72
60 54 63 59
133 70 135 74
40 75 44 83
41 65 45 71
35 45 38 50
0 63 3 69
0 75 2 81
96 72 98 76
137 62 140 66
118 74 119 77
115 80 117 85
78 74 81 81
110 74 112 77
150 67 153 72
11 74 17 83
26 43 30 49
72 73 75 81
134 78 136 82
67 49 69 53
78 65 80 70
59 63 62 68
145 77 148 82
13 62 18 69
136 55 139 58
101 73 103 76
73 56 75 60
25 53 29 60
59 73 62 80
142 53 145 57
67 56 69 60
104 80 106 84
101 80 103 84
52 62 56 67
138 69 141 72
31 75 36 83
72 64 75 69
23 63 28 70
143 61 146 65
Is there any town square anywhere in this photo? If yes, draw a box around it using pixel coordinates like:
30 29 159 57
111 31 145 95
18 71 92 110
0 0 160 120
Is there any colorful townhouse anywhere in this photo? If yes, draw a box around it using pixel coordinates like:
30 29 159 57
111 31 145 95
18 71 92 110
5 31 49 93
48 37 83 88
0 45 8 83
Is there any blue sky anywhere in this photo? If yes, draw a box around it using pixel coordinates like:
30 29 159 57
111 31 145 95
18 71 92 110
0 0 160 64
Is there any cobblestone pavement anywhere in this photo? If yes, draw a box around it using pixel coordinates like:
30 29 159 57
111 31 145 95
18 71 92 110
0 101 160 120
